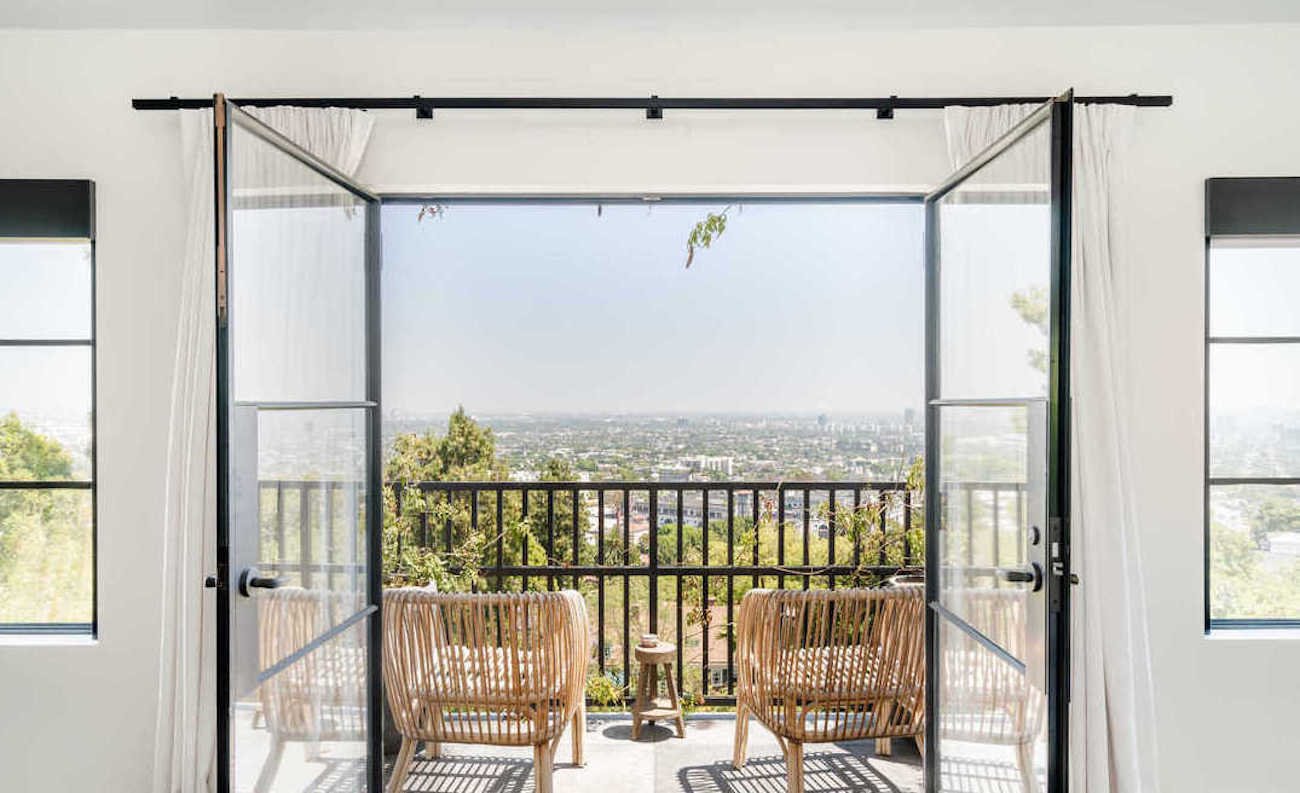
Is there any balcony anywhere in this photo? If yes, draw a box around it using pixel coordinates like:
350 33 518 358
245 478 1034 793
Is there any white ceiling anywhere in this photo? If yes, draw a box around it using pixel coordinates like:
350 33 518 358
5 0 1300 29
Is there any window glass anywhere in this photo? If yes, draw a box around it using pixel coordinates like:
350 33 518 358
0 238 95 633
1207 236 1300 625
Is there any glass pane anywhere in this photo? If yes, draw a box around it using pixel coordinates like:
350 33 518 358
0 347 93 480
0 241 92 340
1209 240 1300 337
1209 484 1300 621
246 408 368 656
0 489 93 624
937 120 1051 400
937 403 1045 657
1208 343 1300 478
936 617 1046 793
233 618 369 793
229 120 368 404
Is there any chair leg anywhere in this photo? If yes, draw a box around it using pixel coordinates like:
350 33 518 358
572 699 587 766
534 742 555 793
1015 742 1038 793
253 738 284 793
732 702 750 769
663 664 685 738
632 663 647 740
423 740 441 760
875 702 894 756
386 737 417 793
786 740 805 793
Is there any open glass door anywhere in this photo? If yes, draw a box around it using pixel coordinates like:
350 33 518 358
923 94 1072 793
214 96 383 793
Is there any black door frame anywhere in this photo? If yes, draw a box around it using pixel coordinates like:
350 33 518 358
922 93 1074 793
213 93 385 793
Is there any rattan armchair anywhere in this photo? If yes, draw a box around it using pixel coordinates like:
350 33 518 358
382 589 590 793
733 587 926 793
937 589 1044 793
254 587 369 793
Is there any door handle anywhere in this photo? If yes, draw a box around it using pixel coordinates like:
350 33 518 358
996 563 1043 592
237 567 283 598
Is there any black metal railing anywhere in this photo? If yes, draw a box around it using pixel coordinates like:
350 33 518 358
256 477 1026 706
389 479 922 705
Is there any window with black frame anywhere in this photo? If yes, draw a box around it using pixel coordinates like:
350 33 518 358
1206 177 1300 629
0 180 96 635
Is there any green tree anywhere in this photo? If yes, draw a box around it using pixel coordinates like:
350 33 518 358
1251 495 1300 550
382 409 595 592
1010 284 1049 374
1210 522 1300 620
0 413 92 623
0 412 74 480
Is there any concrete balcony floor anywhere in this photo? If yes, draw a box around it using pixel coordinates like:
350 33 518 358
389 714 923 793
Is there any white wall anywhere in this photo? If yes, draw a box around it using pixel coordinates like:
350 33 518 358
0 22 1297 793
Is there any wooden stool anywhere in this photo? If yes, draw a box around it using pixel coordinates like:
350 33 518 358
631 642 685 739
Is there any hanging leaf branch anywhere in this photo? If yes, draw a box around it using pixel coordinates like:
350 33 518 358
417 203 447 222
684 205 734 268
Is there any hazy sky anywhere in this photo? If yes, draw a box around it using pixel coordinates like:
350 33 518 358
381 200 926 416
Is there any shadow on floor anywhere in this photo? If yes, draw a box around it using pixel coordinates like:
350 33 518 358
678 752 909 793
938 756 1037 793
601 722 678 743
397 755 536 793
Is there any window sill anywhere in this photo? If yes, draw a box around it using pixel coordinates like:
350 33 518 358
0 631 97 647
1206 626 1300 641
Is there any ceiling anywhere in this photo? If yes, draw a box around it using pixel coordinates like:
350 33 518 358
5 0 1300 29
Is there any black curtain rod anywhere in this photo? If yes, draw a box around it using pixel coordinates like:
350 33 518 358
132 93 1172 119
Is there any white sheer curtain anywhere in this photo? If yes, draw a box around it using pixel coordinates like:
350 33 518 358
943 102 1159 793
154 106 374 793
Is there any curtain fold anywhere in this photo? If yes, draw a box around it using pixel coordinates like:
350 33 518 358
153 106 374 793
942 101 1159 793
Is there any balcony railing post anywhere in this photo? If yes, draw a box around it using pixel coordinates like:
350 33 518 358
546 489 556 592
777 486 786 590
726 487 735 694
622 488 631 695
675 488 684 697
802 488 811 591
597 489 606 677
701 488 710 696
648 488 658 635
299 482 311 588
828 488 837 590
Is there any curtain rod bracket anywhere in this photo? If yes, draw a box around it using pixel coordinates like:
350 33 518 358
414 95 433 120
646 95 663 120
876 95 897 120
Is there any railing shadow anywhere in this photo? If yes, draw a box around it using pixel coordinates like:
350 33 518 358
937 756 1037 793
677 752 909 793
396 755 535 793
295 757 366 793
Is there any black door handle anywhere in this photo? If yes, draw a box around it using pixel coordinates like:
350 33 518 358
996 563 1043 592
238 567 283 598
